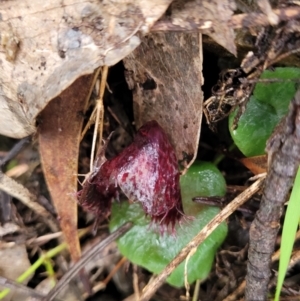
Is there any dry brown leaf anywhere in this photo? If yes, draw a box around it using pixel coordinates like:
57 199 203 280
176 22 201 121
0 0 172 138
168 0 236 55
38 74 94 264
124 32 203 167
239 155 268 175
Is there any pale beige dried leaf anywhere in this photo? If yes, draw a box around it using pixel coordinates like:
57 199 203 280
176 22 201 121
0 222 20 237
0 243 31 301
0 0 172 138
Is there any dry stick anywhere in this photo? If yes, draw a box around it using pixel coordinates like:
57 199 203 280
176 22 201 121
151 6 300 32
139 176 265 301
0 171 58 232
245 89 300 301
43 222 132 301
90 66 108 171
0 276 46 299
80 68 101 141
0 137 58 232
102 256 127 286
0 136 31 167
80 67 107 186
133 264 140 301
27 226 92 246
184 248 195 300
82 256 128 299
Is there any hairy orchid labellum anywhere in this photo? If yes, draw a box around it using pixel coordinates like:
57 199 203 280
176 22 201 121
78 120 184 231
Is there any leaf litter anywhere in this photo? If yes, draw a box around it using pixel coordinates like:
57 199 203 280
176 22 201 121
1 0 300 300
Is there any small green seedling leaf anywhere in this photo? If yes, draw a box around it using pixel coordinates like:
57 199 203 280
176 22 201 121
275 167 300 301
229 67 300 156
109 161 227 287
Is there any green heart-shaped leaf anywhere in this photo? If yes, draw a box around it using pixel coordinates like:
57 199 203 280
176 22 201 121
229 67 300 156
109 161 227 287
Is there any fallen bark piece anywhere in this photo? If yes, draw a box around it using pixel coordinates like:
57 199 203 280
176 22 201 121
124 31 203 167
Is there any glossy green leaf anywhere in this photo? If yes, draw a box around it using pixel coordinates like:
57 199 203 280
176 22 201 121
229 68 300 156
109 161 228 287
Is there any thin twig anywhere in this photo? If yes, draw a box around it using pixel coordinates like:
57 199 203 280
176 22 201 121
0 136 31 168
90 66 109 171
102 256 127 286
43 222 132 301
0 136 58 232
0 171 58 232
139 176 265 301
26 226 92 246
0 276 46 299
80 68 102 141
82 257 127 299
133 264 140 301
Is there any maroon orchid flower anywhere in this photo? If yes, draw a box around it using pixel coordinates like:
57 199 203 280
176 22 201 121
78 120 184 231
